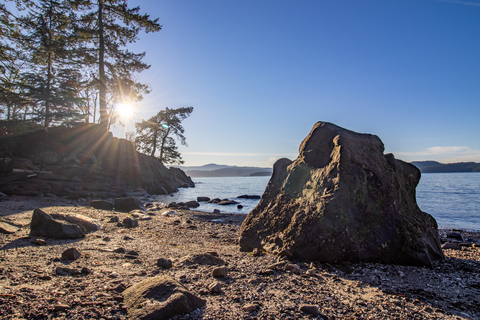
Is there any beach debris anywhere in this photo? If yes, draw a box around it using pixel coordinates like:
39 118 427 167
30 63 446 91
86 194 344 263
239 122 444 266
123 276 206 320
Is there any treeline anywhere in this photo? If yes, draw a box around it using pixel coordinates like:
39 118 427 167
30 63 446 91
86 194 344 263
0 0 160 130
411 161 480 173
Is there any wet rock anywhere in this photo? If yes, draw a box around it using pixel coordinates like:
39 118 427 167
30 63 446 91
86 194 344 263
252 248 262 257
114 247 127 254
197 196 210 202
185 200 200 208
123 275 206 320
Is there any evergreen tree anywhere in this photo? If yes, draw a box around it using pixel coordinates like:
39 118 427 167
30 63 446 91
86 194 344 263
18 0 84 126
135 107 193 165
74 0 161 131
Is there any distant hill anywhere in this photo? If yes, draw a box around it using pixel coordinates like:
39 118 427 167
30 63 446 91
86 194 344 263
411 161 480 173
172 164 272 177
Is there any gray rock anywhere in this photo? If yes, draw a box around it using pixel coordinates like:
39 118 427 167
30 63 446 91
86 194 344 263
197 196 210 202
239 122 444 267
90 200 114 210
211 266 228 278
123 217 138 228
29 209 86 239
177 253 225 266
208 281 222 293
123 275 206 320
157 258 173 269
0 221 18 234
115 197 145 212
299 304 319 316
62 248 81 260
185 200 200 208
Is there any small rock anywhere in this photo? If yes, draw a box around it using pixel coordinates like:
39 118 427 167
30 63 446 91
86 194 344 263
278 249 293 258
122 217 138 228
299 304 319 316
197 197 210 202
109 271 120 278
114 247 127 254
103 236 111 242
62 248 81 260
212 209 221 213
54 304 70 312
208 281 222 293
109 216 119 223
38 275 52 280
31 238 47 246
123 235 134 241
442 242 462 250
81 267 92 275
212 266 228 277
446 232 464 241
259 269 274 276
157 258 173 269
0 221 18 234
285 263 302 274
242 304 258 312
237 205 243 209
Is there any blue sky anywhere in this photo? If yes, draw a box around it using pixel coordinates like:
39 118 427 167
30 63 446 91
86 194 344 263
114 0 480 167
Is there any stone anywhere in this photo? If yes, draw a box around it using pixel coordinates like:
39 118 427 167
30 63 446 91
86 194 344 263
237 195 261 199
115 197 146 212
177 253 225 266
157 258 173 269
29 209 86 239
54 304 70 312
442 242 462 250
218 199 238 205
208 281 222 293
252 248 262 257
62 248 81 260
237 205 243 209
123 217 139 228
122 275 206 320
239 122 444 267
211 266 228 277
446 232 464 241
49 213 101 233
197 196 210 202
212 209 221 213
90 200 114 210
299 304 319 316
31 238 47 245
114 247 127 254
0 221 18 234
243 304 259 312
185 200 200 208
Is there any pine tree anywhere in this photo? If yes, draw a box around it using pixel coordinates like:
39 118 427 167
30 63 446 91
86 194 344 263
135 107 193 165
74 0 161 131
18 0 84 126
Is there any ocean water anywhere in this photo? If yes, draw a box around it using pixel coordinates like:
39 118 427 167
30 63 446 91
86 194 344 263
151 172 480 230
416 172 480 230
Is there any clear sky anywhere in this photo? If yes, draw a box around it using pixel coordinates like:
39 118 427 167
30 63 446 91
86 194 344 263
113 0 480 168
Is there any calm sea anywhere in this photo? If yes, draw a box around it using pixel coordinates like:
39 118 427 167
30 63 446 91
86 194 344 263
152 172 480 231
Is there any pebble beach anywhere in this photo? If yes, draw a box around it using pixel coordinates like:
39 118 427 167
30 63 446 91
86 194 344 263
1 195 479 320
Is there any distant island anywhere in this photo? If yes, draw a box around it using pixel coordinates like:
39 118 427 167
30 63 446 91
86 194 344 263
411 161 480 173
172 163 272 177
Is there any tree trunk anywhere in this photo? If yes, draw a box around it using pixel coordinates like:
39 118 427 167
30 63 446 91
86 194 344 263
159 127 171 162
98 0 108 131
151 127 158 157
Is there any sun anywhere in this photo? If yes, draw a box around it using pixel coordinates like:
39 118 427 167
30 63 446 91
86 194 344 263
116 103 134 118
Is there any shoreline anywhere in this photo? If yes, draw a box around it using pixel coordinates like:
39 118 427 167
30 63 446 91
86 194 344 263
1 196 480 319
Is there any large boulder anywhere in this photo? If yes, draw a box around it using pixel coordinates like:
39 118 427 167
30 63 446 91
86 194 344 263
239 122 444 266
123 276 206 320
30 209 86 239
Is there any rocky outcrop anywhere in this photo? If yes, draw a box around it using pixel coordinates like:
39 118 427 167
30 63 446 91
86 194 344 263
239 122 444 266
122 276 206 320
0 124 194 199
